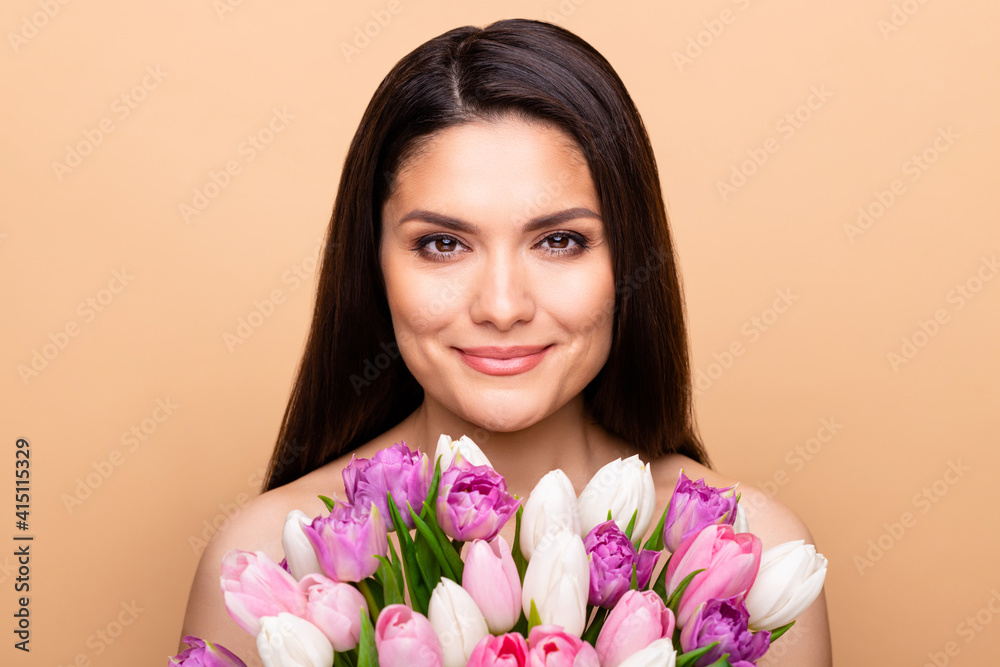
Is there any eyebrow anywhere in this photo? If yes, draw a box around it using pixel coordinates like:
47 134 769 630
397 207 602 234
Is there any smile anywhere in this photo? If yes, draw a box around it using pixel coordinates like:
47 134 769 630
455 345 553 376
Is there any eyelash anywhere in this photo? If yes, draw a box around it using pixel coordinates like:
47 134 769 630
411 232 592 262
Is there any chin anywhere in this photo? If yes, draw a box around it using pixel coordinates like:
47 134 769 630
453 393 552 434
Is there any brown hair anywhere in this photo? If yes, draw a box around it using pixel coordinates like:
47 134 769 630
263 18 709 491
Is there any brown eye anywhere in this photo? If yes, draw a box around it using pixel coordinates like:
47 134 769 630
548 234 570 249
433 237 458 253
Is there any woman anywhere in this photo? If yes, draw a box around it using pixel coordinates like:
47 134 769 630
180 18 832 665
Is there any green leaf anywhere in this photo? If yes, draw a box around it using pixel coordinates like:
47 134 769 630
385 493 428 614
411 509 457 582
642 506 669 552
414 528 443 591
318 494 338 512
355 579 380 623
623 508 639 541
581 606 609 645
675 642 720 667
376 556 403 607
701 655 733 667
607 509 613 521
664 568 706 614
511 504 528 581
651 551 673 601
630 562 638 590
413 501 464 581
528 599 543 632
769 620 795 642
356 607 379 667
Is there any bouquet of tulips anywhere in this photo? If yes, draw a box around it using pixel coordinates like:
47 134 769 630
170 435 827 667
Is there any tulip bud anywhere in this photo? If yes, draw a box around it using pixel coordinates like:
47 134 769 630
521 531 589 637
256 613 334 667
220 550 306 637
437 462 520 542
301 500 388 582
298 573 369 651
436 433 493 469
679 596 770 665
169 635 247 666
428 578 490 667
744 539 828 631
663 524 761 628
661 472 737 552
526 625 599 667
595 590 674 667
519 470 581 561
343 442 432 530
466 633 530 667
577 456 655 544
463 536 522 633
376 604 444 667
282 510 323 580
615 638 676 667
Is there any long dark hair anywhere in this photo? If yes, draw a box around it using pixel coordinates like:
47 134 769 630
263 18 709 492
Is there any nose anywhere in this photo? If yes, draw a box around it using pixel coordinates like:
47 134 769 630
468 252 536 330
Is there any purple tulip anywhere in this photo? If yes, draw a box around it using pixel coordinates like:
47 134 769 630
437 461 520 542
679 596 770 667
583 521 660 608
343 441 432 530
169 635 247 666
663 472 738 552
301 500 388 582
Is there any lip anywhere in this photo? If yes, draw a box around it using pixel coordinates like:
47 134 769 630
455 344 553 376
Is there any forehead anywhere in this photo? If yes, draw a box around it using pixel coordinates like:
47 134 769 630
385 117 597 220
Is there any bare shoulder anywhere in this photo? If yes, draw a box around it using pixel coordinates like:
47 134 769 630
176 442 382 663
649 454 815 552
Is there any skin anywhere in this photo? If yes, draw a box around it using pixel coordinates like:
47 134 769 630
179 116 832 665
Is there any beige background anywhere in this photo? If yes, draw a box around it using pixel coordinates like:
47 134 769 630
2 0 998 664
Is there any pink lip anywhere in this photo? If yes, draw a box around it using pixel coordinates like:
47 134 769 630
456 345 552 376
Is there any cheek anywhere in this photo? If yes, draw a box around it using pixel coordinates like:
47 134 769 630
384 260 467 346
540 261 616 340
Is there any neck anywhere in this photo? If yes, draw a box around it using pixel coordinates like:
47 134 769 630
402 394 640 499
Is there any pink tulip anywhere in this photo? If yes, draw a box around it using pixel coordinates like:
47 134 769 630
663 524 761 628
594 590 675 667
219 550 305 636
299 572 369 651
463 536 522 634
467 633 530 667
527 625 599 667
376 604 445 667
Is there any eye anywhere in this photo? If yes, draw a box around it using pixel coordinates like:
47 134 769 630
535 232 590 256
412 234 468 262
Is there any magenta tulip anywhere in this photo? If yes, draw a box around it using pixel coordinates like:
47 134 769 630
376 604 444 667
169 635 246 666
343 442 432 530
298 572 369 651
463 536 522 633
679 596 770 667
301 500 388 582
467 633 530 667
219 550 305 636
664 524 761 628
437 460 520 542
584 520 659 608
594 590 675 667
527 625 599 667
662 472 738 552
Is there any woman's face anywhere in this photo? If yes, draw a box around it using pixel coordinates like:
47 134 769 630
379 116 615 432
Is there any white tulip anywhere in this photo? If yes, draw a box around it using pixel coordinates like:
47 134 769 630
521 530 589 637
616 637 676 667
256 612 334 667
435 434 493 469
519 469 582 560
732 500 750 534
577 455 655 543
744 539 828 631
281 510 323 580
427 577 490 667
